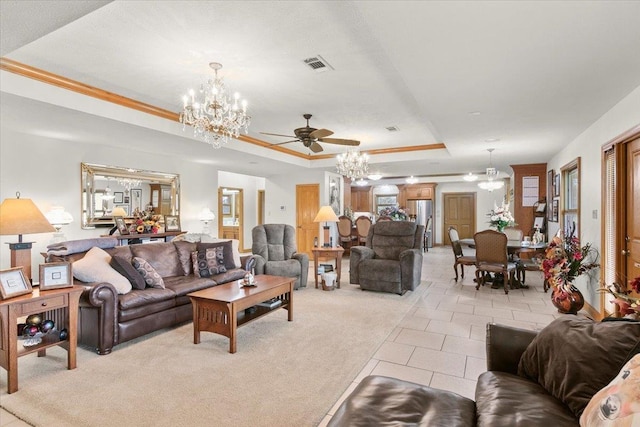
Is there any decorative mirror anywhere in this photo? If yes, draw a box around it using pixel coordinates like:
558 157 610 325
81 163 180 229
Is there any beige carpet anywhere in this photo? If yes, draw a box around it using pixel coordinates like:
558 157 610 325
1 282 429 427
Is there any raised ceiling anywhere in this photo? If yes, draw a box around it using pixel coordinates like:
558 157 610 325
2 1 640 180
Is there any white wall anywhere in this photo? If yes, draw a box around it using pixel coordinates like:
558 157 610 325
0 127 219 279
546 85 640 308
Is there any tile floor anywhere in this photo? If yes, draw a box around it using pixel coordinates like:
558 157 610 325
318 245 564 426
1 245 562 427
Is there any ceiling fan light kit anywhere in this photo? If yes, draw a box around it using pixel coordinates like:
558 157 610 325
179 62 251 148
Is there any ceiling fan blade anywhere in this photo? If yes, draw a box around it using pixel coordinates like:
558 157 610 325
318 137 360 146
309 142 324 153
259 132 297 138
272 139 300 146
309 128 333 139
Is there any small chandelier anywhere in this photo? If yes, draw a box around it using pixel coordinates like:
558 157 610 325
336 150 369 180
179 62 251 148
478 148 505 191
116 177 141 192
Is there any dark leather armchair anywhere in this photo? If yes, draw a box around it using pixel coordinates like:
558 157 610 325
251 224 309 289
350 221 424 294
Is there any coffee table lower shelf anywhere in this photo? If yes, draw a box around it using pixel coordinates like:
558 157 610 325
188 275 295 353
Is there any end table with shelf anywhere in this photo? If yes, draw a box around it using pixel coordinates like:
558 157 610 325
0 285 83 393
312 246 344 289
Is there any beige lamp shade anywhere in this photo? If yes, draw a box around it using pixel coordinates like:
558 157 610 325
0 194 56 239
313 206 339 223
111 207 128 217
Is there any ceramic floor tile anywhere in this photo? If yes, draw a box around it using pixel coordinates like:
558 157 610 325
465 356 486 380
512 310 556 325
430 373 477 400
397 314 431 331
435 302 475 314
451 312 494 327
371 361 434 386
372 341 416 365
407 347 467 376
442 335 486 359
0 411 19 427
470 324 486 341
394 328 445 350
386 327 402 342
473 305 514 320
327 381 359 416
492 300 532 312
426 319 471 338
413 307 454 322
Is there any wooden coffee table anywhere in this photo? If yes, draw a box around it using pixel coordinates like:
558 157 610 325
188 275 294 353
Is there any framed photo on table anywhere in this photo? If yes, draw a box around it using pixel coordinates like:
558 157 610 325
39 262 73 290
165 215 181 232
114 216 129 235
0 267 32 300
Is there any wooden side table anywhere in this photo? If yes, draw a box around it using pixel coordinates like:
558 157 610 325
0 285 83 393
312 246 345 289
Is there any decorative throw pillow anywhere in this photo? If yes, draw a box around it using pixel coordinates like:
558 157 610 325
110 255 146 290
132 257 165 289
72 246 132 294
191 247 227 278
518 316 640 418
199 237 241 269
197 241 236 270
173 240 197 276
580 354 640 426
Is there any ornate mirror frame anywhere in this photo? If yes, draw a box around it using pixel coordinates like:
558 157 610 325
81 162 180 229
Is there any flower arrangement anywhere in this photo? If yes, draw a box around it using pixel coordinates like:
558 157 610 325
541 230 599 293
378 205 408 221
129 209 162 234
601 277 640 319
487 201 515 232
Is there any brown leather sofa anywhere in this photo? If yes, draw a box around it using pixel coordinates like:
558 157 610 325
329 317 640 427
47 240 252 355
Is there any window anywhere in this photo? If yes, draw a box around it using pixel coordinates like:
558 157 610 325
561 158 580 236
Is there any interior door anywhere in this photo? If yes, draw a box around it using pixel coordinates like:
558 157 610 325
296 184 320 256
443 192 476 244
626 137 640 293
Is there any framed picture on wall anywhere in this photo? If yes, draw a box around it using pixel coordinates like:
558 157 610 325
114 192 124 204
554 173 560 197
551 199 559 222
328 174 343 215
547 169 554 221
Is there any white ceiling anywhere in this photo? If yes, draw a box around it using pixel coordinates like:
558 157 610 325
2 1 640 181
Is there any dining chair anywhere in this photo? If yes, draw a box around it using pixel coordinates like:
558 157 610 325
423 216 433 252
448 226 476 282
354 216 372 245
503 227 525 277
338 215 357 252
473 229 517 294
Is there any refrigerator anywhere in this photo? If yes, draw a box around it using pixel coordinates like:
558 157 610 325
406 199 433 248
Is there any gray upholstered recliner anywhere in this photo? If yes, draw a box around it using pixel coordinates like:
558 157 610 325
350 221 424 294
251 224 309 289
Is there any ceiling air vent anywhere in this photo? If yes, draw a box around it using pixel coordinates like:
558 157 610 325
303 55 333 73
386 126 400 132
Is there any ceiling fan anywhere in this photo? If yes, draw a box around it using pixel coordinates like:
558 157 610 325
260 113 360 153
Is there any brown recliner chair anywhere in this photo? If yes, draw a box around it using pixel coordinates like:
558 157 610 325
350 221 424 294
252 224 309 289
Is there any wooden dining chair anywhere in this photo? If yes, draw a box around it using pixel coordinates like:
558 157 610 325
473 229 517 294
338 215 357 251
354 216 372 245
448 226 476 281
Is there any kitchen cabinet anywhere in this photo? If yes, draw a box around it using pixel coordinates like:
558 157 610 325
350 186 372 212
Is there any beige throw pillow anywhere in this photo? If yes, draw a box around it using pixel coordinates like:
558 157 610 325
73 246 132 294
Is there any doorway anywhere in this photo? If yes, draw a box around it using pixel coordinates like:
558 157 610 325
443 192 476 244
296 184 320 256
218 187 244 250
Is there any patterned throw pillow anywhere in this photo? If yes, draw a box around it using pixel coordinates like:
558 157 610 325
191 247 227 278
131 256 165 289
580 354 640 426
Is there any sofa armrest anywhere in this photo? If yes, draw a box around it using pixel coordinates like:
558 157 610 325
292 253 309 288
486 322 538 374
399 248 423 292
77 280 119 355
240 255 256 271
349 246 374 284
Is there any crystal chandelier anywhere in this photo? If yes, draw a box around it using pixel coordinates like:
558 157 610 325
179 62 251 148
478 148 505 191
116 177 141 192
336 150 369 180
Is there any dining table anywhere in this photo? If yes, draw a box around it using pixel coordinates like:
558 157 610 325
459 238 547 289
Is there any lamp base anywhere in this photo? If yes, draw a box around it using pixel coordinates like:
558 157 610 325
323 226 331 248
7 242 34 283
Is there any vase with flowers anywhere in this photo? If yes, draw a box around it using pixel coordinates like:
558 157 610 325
487 201 515 232
378 206 408 221
129 210 162 234
600 277 640 320
541 229 599 314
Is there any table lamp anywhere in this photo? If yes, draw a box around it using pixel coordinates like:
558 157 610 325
199 208 216 235
45 206 74 243
0 192 56 282
314 205 339 247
